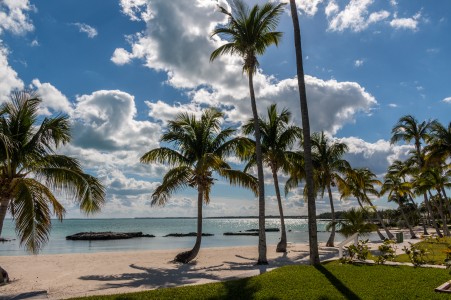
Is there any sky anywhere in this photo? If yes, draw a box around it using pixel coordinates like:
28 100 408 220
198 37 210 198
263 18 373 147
0 0 450 218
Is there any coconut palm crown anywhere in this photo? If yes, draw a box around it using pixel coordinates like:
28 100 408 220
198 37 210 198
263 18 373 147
0 91 105 253
140 108 257 263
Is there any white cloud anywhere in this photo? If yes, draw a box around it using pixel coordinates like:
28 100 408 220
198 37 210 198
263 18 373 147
119 0 153 22
0 0 34 35
30 39 39 47
443 97 451 103
390 12 421 31
354 59 364 67
111 48 132 65
71 22 98 38
285 0 325 17
327 0 390 32
145 100 205 124
388 103 398 108
31 79 73 115
0 45 24 102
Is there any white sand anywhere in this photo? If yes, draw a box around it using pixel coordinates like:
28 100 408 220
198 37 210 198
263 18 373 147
0 243 338 299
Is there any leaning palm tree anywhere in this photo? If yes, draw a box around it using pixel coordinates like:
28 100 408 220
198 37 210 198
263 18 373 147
288 0 319 264
391 115 433 235
140 108 257 263
210 0 285 264
0 91 106 278
242 104 301 252
311 132 350 247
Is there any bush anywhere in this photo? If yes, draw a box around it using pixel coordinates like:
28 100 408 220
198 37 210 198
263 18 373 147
375 239 397 264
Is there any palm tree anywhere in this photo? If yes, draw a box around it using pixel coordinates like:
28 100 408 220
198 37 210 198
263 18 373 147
242 104 301 252
380 174 417 238
391 115 433 235
0 91 106 277
311 132 350 247
210 0 285 265
340 168 394 240
140 108 257 263
328 207 377 238
288 0 319 264
426 121 451 165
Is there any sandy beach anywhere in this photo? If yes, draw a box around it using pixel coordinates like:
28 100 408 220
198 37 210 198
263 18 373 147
0 243 339 299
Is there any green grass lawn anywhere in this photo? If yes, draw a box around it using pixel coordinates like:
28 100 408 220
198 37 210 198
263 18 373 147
396 237 451 265
72 262 451 300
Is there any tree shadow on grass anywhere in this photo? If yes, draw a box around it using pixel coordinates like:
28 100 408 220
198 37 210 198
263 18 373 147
315 264 361 300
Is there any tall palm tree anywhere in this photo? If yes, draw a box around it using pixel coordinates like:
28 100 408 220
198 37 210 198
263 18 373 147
427 121 451 165
0 91 105 277
288 0 319 264
242 104 301 252
391 115 433 235
311 132 350 247
210 0 285 264
140 108 257 263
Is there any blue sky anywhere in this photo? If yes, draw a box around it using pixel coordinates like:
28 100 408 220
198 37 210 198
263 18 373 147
1 0 450 218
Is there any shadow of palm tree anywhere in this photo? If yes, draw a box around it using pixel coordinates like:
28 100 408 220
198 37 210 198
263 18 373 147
78 262 223 293
314 264 361 300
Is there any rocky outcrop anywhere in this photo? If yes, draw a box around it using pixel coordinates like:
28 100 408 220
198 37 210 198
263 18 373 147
245 228 280 232
164 232 213 237
0 237 13 242
66 232 155 240
0 266 9 284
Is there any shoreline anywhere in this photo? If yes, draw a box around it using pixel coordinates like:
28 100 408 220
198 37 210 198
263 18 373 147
0 243 337 299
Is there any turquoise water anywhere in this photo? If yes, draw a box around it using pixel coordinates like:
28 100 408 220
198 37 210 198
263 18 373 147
0 218 351 256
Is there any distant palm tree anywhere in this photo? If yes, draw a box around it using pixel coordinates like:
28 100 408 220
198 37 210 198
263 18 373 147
380 174 417 238
242 104 301 252
210 0 285 264
311 132 350 247
288 0 320 264
0 92 105 277
140 108 257 263
391 115 433 235
328 207 377 238
340 168 394 240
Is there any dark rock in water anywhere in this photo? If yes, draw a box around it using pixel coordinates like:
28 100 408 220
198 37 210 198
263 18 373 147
0 237 13 242
164 232 213 237
245 228 280 232
66 232 155 240
224 232 259 236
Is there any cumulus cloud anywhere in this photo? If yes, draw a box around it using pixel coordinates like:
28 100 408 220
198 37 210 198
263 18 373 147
443 97 451 103
111 48 132 65
280 0 325 16
31 79 73 115
326 0 390 32
390 12 421 30
0 45 24 102
354 59 364 67
71 22 98 38
0 0 34 35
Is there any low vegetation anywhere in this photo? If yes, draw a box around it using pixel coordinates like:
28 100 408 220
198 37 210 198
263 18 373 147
396 236 451 265
72 262 451 300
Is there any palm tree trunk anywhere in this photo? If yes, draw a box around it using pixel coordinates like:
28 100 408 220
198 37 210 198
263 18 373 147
271 166 287 253
289 0 319 265
366 198 395 239
326 185 336 247
357 198 386 240
436 189 450 236
0 199 9 237
398 201 417 239
174 186 203 263
408 194 429 235
248 71 267 265
424 192 442 237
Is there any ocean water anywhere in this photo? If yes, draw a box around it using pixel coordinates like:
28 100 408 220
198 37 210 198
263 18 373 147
0 218 359 256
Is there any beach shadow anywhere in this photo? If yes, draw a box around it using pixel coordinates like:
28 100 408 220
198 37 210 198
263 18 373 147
0 290 47 300
314 264 361 300
78 262 222 293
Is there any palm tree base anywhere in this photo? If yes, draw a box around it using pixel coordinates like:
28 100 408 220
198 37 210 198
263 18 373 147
256 260 268 265
276 240 287 253
0 266 9 285
174 250 197 264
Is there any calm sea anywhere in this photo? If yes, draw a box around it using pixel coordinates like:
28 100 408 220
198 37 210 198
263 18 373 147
0 218 356 256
